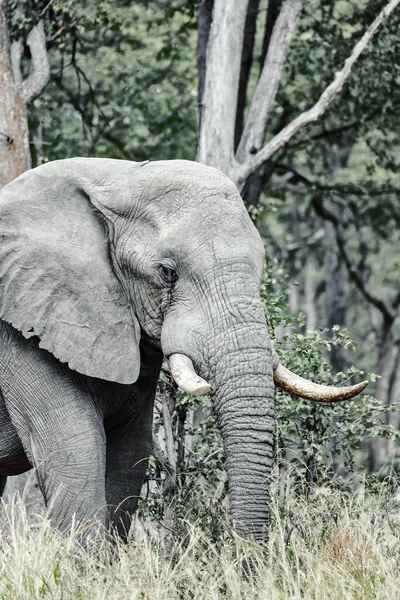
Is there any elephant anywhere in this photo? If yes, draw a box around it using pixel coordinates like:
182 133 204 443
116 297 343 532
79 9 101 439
0 158 367 542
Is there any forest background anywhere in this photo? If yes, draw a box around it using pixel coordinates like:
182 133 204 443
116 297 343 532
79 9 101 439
1 0 400 547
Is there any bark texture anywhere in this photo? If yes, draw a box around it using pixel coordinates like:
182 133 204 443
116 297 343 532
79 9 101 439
0 2 49 187
197 0 250 173
0 2 30 186
234 0 260 150
197 0 214 135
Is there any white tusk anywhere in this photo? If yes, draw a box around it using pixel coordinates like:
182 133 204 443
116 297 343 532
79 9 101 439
273 363 368 403
169 353 213 395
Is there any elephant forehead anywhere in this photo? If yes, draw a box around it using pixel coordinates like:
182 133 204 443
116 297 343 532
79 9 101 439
138 166 240 211
86 159 243 220
144 160 236 191
157 209 265 274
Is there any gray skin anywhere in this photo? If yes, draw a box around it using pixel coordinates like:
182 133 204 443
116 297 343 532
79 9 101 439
0 158 275 541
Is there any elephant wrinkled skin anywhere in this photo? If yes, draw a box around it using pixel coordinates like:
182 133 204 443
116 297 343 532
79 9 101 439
0 158 366 542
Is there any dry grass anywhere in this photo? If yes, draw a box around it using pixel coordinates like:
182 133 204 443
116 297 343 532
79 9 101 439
1 477 400 599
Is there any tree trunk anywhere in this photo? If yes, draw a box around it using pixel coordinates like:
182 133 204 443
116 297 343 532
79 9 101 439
197 0 250 173
0 2 49 187
304 250 318 331
197 0 214 136
234 0 260 150
389 343 400 417
324 223 349 373
369 315 395 472
0 2 30 186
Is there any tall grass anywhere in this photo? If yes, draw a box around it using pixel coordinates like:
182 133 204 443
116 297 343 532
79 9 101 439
1 474 400 599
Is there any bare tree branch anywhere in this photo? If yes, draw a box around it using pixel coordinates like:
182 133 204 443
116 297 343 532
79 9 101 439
20 22 50 104
236 0 303 163
0 0 31 183
313 198 396 321
392 291 400 311
287 111 380 150
151 433 175 476
53 73 130 158
234 0 400 190
260 0 282 69
10 39 22 85
234 0 261 150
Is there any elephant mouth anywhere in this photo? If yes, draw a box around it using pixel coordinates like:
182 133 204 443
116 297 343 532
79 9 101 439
168 352 368 402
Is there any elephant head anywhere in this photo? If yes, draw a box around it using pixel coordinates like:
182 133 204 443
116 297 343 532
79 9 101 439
0 158 367 539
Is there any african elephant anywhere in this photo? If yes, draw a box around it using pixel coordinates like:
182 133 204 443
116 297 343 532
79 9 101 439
0 158 366 541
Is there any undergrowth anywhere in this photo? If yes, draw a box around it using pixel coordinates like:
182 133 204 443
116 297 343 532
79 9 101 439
1 473 400 599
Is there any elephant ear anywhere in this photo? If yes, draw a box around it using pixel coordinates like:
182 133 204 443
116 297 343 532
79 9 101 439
0 158 142 384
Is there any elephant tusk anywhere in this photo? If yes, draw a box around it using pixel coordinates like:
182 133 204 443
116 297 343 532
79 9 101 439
169 354 213 395
273 363 368 403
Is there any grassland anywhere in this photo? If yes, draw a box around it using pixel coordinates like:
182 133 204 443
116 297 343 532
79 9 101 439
1 476 400 599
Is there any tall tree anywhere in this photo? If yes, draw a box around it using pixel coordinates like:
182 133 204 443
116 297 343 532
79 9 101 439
197 0 400 191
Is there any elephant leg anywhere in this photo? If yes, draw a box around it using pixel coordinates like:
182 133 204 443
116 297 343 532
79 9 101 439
105 400 154 540
33 419 107 544
2 342 107 542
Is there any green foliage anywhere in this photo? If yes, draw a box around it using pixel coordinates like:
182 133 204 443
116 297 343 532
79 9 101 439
141 388 229 542
19 0 198 164
261 262 400 491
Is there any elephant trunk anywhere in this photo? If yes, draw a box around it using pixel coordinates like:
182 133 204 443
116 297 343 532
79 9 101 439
210 323 275 540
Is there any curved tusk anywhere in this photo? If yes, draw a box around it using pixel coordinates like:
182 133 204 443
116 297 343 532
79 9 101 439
273 363 368 403
169 353 213 395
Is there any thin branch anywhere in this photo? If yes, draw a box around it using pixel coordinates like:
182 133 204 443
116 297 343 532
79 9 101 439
275 161 400 318
313 198 396 321
286 114 378 150
276 162 400 197
236 0 303 162
52 74 129 158
260 0 282 69
275 162 314 185
40 0 55 16
10 39 22 85
234 0 261 150
152 433 175 476
234 0 400 189
392 291 400 311
20 22 50 104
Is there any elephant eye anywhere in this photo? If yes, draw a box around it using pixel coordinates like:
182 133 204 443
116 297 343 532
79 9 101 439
159 264 178 285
